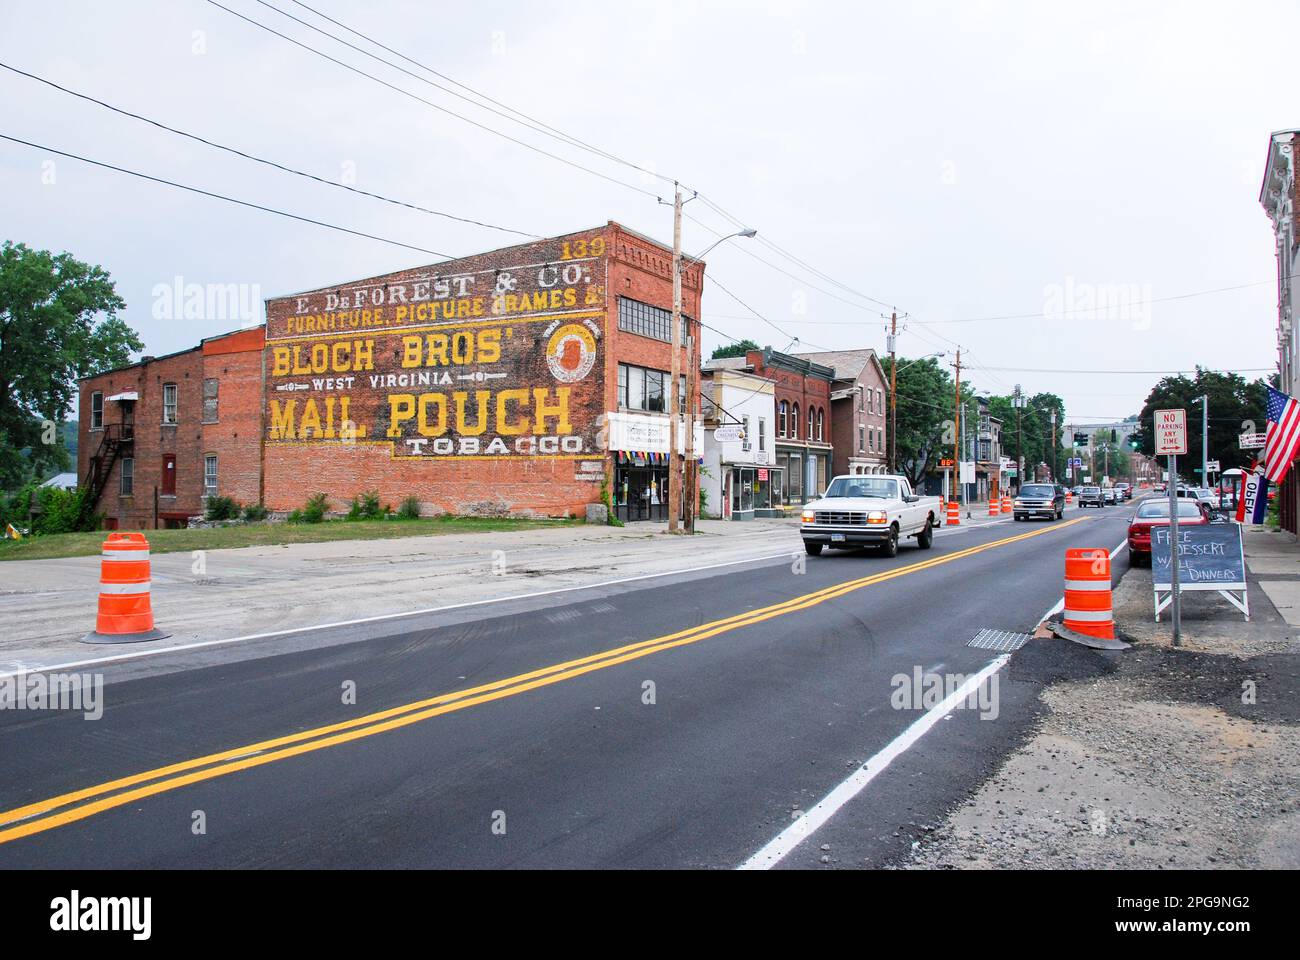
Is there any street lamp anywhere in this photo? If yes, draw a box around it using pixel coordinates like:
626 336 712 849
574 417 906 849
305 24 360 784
672 217 758 535
1191 394 1208 487
888 351 945 473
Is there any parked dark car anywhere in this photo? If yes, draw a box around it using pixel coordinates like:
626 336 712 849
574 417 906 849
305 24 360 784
1078 485 1105 508
1013 482 1065 521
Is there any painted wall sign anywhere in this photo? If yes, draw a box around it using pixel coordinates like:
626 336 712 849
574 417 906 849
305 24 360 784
262 234 606 460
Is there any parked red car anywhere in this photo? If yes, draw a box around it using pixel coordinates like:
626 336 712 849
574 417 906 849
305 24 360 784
1127 499 1208 566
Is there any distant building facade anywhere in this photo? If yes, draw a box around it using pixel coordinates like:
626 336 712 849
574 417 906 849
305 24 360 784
793 349 889 476
700 363 777 519
1262 129 1299 535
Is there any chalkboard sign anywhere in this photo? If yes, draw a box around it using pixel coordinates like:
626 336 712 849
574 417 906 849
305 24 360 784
1151 523 1246 590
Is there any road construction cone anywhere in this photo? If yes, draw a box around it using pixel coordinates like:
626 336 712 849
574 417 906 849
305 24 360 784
946 499 961 526
988 497 1000 517
1066 490 1073 505
1062 548 1115 640
1001 495 1012 514
82 532 169 644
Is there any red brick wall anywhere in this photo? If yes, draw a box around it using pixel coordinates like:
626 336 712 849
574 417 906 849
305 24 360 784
78 348 204 528
747 351 832 445
202 328 265 508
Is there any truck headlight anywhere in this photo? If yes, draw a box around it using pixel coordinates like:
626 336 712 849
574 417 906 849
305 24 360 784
801 509 815 523
866 510 888 524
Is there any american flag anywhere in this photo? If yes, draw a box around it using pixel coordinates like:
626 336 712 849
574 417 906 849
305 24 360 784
1265 385 1300 482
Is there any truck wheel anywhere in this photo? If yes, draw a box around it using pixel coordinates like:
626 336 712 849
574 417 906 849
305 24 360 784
879 525 899 558
916 522 933 549
804 542 822 557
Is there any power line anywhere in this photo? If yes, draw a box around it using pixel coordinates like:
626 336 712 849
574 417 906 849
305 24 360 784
203 0 661 200
283 0 669 184
0 132 458 259
0 60 542 240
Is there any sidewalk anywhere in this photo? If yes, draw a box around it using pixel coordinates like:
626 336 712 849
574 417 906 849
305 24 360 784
0 518 804 672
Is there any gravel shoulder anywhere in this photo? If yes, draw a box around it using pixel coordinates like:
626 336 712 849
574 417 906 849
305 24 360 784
901 549 1300 870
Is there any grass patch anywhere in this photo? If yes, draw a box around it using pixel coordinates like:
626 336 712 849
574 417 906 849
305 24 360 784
0 515 581 562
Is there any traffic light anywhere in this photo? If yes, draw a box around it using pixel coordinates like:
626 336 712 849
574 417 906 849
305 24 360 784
1073 432 1088 447
1130 438 1139 450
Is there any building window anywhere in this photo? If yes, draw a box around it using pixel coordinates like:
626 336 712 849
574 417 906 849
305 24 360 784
203 378 219 423
204 455 218 498
758 417 766 452
808 407 815 441
860 425 866 452
859 389 865 412
778 401 787 437
120 458 134 497
791 403 799 439
90 391 104 430
163 383 178 424
877 389 883 412
618 363 669 413
817 408 824 441
617 297 690 344
741 415 751 452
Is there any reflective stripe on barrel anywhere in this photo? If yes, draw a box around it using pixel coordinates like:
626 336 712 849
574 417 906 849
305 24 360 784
96 532 157 635
1063 548 1114 639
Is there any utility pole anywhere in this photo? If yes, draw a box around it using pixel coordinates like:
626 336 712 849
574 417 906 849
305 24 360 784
1198 394 1209 487
888 310 897 473
668 184 682 534
1050 409 1057 482
1014 383 1023 493
953 350 963 513
684 321 697 533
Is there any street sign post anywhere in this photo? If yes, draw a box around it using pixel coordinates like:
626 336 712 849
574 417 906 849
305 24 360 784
1154 408 1188 645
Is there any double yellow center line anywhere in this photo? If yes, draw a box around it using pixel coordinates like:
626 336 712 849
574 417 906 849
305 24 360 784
0 517 1087 846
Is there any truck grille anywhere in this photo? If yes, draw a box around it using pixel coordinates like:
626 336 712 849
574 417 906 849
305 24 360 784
813 511 867 525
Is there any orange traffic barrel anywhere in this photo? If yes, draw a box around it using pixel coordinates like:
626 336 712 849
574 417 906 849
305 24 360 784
946 500 961 526
1065 490 1073 504
1063 548 1114 640
1000 495 1012 514
988 497 1000 517
82 532 169 644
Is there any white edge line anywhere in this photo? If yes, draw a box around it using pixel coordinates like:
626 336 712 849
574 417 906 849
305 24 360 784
738 654 1011 870
739 528 1132 870
0 550 798 681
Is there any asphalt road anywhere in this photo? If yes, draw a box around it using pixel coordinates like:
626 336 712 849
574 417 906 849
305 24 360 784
0 502 1140 869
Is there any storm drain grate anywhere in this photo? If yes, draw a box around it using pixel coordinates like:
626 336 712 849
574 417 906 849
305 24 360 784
967 628 1033 652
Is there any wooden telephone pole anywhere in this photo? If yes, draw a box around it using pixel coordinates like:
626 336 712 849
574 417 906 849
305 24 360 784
668 184 682 533
953 349 962 509
888 311 897 473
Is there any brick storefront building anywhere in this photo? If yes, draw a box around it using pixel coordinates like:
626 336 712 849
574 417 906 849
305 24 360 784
793 348 889 476
718 349 834 504
78 223 700 525
77 327 264 529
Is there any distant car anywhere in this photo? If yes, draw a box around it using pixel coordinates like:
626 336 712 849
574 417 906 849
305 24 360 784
1114 482 1132 500
1079 486 1105 507
1071 485 1084 498
1102 487 1118 505
1127 499 1208 565
1013 482 1065 521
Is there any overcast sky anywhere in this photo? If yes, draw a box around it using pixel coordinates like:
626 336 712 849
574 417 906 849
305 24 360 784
1 0 1294 427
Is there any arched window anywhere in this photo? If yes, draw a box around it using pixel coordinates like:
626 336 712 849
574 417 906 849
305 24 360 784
791 403 799 439
808 406 814 440
778 400 787 438
817 408 824 441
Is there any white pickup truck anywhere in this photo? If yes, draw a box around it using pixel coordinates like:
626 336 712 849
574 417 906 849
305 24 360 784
800 474 942 557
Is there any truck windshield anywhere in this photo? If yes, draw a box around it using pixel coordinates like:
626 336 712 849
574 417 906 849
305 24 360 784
824 477 899 500
1020 485 1054 498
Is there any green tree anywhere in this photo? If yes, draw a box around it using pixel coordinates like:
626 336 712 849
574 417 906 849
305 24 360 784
1129 369 1268 482
710 339 762 360
0 241 139 490
881 356 966 488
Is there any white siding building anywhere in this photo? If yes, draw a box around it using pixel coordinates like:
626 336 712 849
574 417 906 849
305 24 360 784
700 363 778 520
